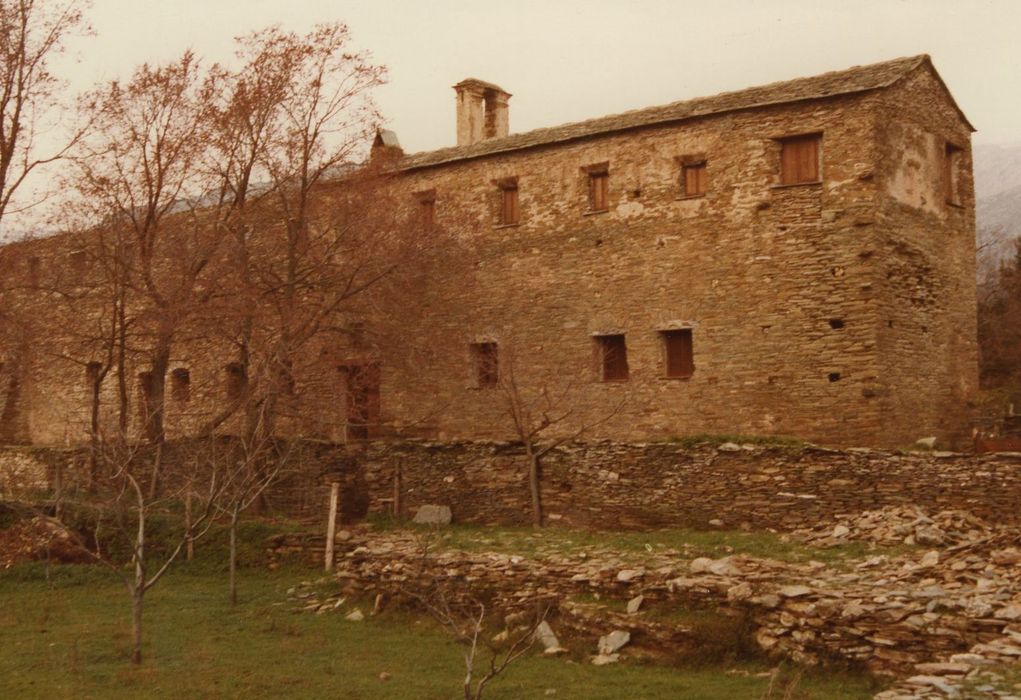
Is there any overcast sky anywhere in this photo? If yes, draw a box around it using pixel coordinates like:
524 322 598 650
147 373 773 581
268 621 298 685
5 0 1017 236
56 0 1021 153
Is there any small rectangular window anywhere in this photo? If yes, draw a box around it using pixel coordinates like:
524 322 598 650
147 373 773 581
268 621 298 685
596 334 629 382
414 189 436 226
779 134 821 185
225 362 247 401
944 143 962 206
588 170 609 212
662 329 694 378
499 182 519 225
470 342 499 388
27 256 40 289
171 368 191 403
681 161 707 197
69 251 87 283
137 371 154 426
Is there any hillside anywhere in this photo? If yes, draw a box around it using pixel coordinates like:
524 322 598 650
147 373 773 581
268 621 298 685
975 143 1021 268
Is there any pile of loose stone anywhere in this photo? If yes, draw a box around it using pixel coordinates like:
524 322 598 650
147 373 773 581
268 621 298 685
280 509 1021 698
793 505 991 548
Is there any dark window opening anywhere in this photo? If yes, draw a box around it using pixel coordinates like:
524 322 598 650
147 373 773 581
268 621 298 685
681 161 707 197
171 368 191 403
944 143 962 206
137 371 154 426
27 256 40 288
499 180 520 225
414 189 436 226
828 319 845 329
341 363 380 441
225 362 247 401
662 329 695 378
279 358 296 395
588 169 609 212
828 372 841 383
779 133 821 185
470 342 499 388
69 251 87 283
596 334 629 382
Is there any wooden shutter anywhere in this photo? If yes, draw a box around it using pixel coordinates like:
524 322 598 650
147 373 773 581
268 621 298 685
501 186 519 225
683 163 706 196
601 335 629 381
780 135 820 184
590 172 609 211
944 144 960 204
663 330 694 378
472 343 499 387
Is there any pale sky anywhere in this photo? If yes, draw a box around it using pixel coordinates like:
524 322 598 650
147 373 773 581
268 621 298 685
9 0 1021 234
55 0 1021 150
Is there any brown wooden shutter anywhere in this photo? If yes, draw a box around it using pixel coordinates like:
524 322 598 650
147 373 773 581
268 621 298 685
683 163 706 196
944 144 960 204
664 330 694 378
780 135 820 184
590 172 609 211
501 186 519 225
472 343 499 387
601 335 629 381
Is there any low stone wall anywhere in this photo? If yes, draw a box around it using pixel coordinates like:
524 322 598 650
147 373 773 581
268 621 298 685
359 441 1021 531
6 438 1021 535
0 446 76 496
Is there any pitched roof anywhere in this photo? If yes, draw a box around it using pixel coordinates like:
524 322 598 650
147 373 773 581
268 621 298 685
401 55 966 171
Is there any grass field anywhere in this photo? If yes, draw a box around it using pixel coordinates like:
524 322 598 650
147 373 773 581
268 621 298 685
369 517 904 566
0 559 880 700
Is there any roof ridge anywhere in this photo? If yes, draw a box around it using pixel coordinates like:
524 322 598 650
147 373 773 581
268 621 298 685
401 55 932 171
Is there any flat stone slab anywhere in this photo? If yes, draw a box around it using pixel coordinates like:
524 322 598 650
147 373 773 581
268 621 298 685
412 504 452 525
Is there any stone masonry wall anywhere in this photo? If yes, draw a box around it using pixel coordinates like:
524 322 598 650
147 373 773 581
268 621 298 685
0 62 976 450
360 440 1021 531
873 65 978 446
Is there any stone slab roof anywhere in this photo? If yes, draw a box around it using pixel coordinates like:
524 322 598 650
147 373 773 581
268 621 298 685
401 55 968 171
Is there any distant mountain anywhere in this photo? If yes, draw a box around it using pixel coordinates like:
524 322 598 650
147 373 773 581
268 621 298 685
975 143 1021 270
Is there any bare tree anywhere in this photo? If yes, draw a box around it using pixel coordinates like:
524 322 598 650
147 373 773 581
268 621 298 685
403 531 549 700
70 52 228 495
978 236 1021 402
0 0 91 233
496 346 628 527
27 436 228 664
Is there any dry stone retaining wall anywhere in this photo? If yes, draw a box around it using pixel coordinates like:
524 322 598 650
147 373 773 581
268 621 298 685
360 440 1021 531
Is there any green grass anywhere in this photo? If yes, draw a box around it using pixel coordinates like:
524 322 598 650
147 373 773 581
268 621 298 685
663 434 809 451
0 563 878 699
370 518 882 565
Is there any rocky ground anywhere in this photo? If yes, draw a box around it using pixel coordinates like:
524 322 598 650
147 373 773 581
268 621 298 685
0 514 91 568
275 506 1021 699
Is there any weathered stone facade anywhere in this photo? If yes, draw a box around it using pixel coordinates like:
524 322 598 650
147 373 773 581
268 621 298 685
0 55 976 448
379 55 977 448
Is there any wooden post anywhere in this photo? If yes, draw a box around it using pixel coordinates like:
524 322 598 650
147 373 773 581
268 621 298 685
184 489 194 562
393 463 402 520
324 481 340 572
53 462 63 522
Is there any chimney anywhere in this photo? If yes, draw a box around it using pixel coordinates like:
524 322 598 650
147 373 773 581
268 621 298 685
454 79 511 147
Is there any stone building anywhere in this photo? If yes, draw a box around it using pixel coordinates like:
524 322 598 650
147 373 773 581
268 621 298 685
0 55 978 448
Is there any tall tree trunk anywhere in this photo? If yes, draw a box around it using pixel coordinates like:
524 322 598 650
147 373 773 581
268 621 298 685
87 377 102 490
147 331 172 498
116 296 129 436
131 508 146 665
228 509 238 606
131 589 144 665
